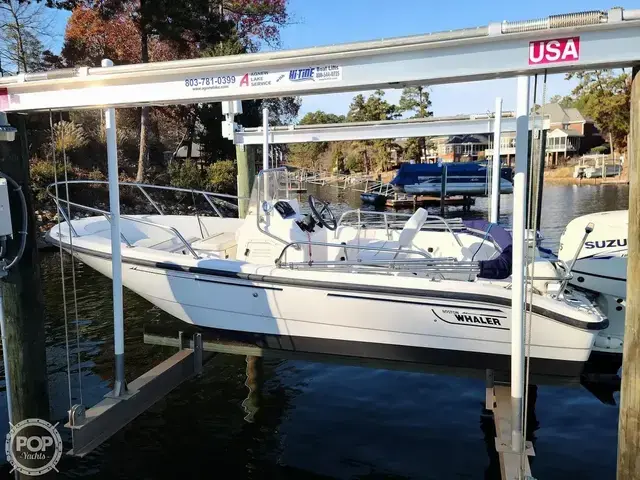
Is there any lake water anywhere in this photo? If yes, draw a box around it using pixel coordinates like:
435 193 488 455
0 182 629 479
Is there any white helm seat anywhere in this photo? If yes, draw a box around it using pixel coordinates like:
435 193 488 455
354 208 430 260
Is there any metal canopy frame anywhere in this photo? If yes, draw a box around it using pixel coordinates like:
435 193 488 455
0 8 639 111
2 6 637 469
232 115 551 145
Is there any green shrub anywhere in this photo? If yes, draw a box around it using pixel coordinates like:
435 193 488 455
168 159 203 190
344 150 364 173
590 144 611 154
87 168 106 181
206 160 236 194
30 158 73 202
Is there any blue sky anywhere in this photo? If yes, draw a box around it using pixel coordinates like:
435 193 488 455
49 1 635 118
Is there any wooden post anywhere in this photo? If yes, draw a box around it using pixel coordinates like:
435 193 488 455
527 129 546 232
0 114 50 424
236 144 256 218
242 355 264 423
440 163 447 216
618 65 640 480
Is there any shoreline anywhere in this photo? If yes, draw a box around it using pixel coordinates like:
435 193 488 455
543 175 629 186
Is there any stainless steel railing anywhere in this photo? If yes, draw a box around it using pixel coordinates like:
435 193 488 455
274 240 436 268
47 179 249 260
337 210 465 247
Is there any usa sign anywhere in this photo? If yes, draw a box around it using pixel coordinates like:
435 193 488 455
529 37 580 65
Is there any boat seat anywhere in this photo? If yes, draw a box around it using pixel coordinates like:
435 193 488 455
354 208 430 260
191 232 238 259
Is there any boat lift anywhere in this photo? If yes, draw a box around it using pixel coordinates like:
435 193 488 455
1 6 639 479
228 112 550 218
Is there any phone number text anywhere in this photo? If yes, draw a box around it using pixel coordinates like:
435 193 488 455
184 76 236 87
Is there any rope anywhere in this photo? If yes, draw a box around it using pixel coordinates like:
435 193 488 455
50 111 75 445
59 113 84 407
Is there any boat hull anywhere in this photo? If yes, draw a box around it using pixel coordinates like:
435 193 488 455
70 247 601 381
360 192 387 207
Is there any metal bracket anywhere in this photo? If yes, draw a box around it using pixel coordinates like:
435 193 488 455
194 333 203 376
68 404 86 427
495 439 536 456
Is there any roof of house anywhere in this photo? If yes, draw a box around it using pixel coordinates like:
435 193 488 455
445 134 489 144
548 128 583 137
535 103 586 124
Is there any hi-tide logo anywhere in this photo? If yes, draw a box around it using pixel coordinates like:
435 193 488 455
289 68 315 81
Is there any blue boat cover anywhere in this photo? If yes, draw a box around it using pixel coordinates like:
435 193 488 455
478 245 513 279
462 220 513 280
390 162 512 187
461 220 512 251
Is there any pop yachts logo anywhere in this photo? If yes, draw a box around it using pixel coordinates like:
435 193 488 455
5 418 63 476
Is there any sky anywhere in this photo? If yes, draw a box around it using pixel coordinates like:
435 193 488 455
48 1 636 119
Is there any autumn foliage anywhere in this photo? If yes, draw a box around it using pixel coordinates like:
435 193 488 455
224 0 288 50
62 6 196 66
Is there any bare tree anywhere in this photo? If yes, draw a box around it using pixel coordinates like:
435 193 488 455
0 0 56 75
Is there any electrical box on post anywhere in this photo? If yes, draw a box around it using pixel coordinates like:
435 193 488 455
0 179 13 237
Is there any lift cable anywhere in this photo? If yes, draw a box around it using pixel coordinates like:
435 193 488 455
49 110 75 445
521 70 548 478
59 112 84 407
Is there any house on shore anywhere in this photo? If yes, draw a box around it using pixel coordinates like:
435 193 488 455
405 103 603 166
485 103 603 166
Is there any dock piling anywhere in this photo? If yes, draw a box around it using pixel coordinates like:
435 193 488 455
236 145 256 218
0 114 50 427
617 64 640 480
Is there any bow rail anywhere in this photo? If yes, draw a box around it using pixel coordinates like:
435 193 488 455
46 179 248 260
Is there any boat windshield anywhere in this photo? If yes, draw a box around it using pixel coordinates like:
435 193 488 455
246 167 291 217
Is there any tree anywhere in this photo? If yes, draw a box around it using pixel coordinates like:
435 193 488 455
347 90 399 122
62 6 141 66
288 111 345 170
565 70 631 153
219 0 290 51
399 86 432 119
263 97 301 126
548 93 575 108
61 0 233 181
0 0 54 75
59 1 293 180
346 90 400 173
399 86 433 163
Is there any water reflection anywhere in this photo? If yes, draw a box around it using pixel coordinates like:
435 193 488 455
0 182 628 478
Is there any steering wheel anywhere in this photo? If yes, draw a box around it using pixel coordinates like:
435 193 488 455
308 195 337 231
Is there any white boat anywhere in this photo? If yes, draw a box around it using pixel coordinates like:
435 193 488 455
46 169 607 380
558 210 627 365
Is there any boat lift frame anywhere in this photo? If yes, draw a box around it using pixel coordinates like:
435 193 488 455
1 6 639 478
229 112 548 218
228 114 549 145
